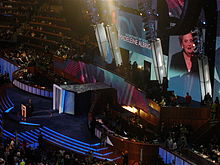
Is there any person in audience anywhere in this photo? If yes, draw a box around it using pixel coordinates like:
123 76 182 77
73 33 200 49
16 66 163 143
26 98 33 117
88 112 96 138
3 72 10 83
185 92 192 106
122 150 128 165
172 139 178 151
38 132 44 150
0 158 5 165
179 135 188 151
170 92 178 106
210 100 218 120
204 92 212 105
162 77 168 94
214 97 219 104
100 128 107 147
159 96 166 107
167 136 174 150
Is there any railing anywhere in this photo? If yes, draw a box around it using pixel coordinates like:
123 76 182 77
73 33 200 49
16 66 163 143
159 147 197 165
12 79 52 98
160 106 210 131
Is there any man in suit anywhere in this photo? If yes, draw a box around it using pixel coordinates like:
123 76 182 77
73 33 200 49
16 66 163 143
26 99 33 117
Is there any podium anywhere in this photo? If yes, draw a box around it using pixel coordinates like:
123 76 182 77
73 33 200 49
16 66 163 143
21 104 27 121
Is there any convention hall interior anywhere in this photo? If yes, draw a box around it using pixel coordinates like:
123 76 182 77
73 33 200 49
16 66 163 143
0 0 220 164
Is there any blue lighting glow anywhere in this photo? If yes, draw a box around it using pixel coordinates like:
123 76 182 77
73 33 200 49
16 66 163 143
43 136 86 155
20 132 37 142
41 132 91 152
37 128 112 156
2 133 10 138
29 130 39 136
19 122 40 126
17 134 34 143
42 133 115 161
2 128 118 161
42 126 100 147
3 130 15 138
25 131 39 139
3 130 22 142
7 95 14 106
61 90 66 113
5 106 14 113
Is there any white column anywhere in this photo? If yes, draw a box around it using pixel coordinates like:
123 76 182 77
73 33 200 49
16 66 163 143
151 38 167 84
198 56 212 100
105 24 122 66
94 23 109 60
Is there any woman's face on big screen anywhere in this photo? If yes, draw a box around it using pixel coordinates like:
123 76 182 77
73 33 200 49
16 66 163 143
181 33 194 55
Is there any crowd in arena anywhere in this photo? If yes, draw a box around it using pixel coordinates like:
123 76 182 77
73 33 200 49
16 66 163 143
0 28 15 41
95 103 220 163
0 0 220 165
0 73 10 85
0 137 116 165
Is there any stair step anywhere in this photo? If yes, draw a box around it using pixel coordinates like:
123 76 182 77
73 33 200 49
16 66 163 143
2 127 121 161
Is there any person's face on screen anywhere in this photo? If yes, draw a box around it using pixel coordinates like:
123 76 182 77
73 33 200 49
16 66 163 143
181 33 194 55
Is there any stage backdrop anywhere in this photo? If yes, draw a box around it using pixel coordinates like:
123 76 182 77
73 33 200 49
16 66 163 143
53 59 160 125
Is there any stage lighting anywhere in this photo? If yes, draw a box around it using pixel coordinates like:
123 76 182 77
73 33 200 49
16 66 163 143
191 27 204 55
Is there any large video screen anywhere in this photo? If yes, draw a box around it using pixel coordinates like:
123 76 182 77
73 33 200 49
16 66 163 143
213 0 220 99
117 9 157 80
168 33 201 101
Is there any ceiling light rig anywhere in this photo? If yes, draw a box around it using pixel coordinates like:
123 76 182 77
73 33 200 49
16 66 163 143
138 0 158 42
85 0 101 25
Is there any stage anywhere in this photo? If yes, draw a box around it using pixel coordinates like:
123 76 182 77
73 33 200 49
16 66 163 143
2 85 122 162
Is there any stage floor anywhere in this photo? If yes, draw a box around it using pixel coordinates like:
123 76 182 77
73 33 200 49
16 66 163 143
4 85 99 144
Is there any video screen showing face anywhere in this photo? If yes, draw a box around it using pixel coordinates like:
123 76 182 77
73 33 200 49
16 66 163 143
213 0 220 99
168 32 201 101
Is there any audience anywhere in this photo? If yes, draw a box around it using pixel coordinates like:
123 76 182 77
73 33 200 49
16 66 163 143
0 1 219 165
185 92 192 106
0 136 116 165
0 72 10 85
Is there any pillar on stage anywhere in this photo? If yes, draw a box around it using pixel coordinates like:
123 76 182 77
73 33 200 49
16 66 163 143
198 56 212 100
105 24 122 66
94 23 111 63
53 84 63 113
151 38 167 84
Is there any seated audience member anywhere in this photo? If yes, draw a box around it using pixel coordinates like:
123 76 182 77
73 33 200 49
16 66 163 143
159 96 166 107
122 150 128 165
